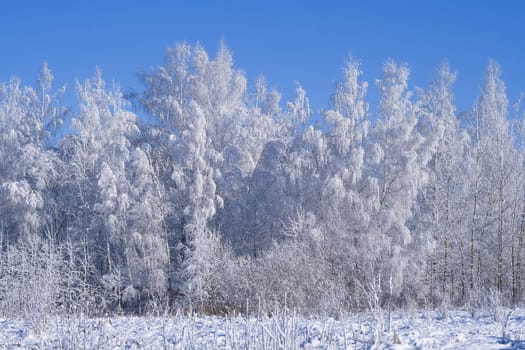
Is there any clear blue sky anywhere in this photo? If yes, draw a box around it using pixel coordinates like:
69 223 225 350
1 0 523 117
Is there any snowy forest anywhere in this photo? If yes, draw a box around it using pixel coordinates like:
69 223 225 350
1 41 524 319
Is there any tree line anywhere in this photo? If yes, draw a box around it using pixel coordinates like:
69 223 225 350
0 42 523 317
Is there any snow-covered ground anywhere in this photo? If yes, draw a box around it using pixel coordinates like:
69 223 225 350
1 308 525 349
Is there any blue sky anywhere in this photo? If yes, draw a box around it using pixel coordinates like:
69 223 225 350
1 0 524 118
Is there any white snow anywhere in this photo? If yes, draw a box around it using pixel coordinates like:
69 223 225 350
1 309 525 349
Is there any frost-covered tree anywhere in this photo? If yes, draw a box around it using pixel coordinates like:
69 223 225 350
315 57 370 305
365 60 433 305
0 64 65 245
173 101 221 298
119 146 170 308
60 69 138 299
136 42 290 304
512 97 525 303
416 62 470 304
468 61 517 299
286 87 324 214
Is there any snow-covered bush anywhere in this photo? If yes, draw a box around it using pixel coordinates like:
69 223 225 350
0 239 65 326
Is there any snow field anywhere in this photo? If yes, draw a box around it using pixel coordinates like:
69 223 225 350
1 308 525 349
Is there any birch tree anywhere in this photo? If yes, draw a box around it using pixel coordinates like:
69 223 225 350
366 60 433 305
